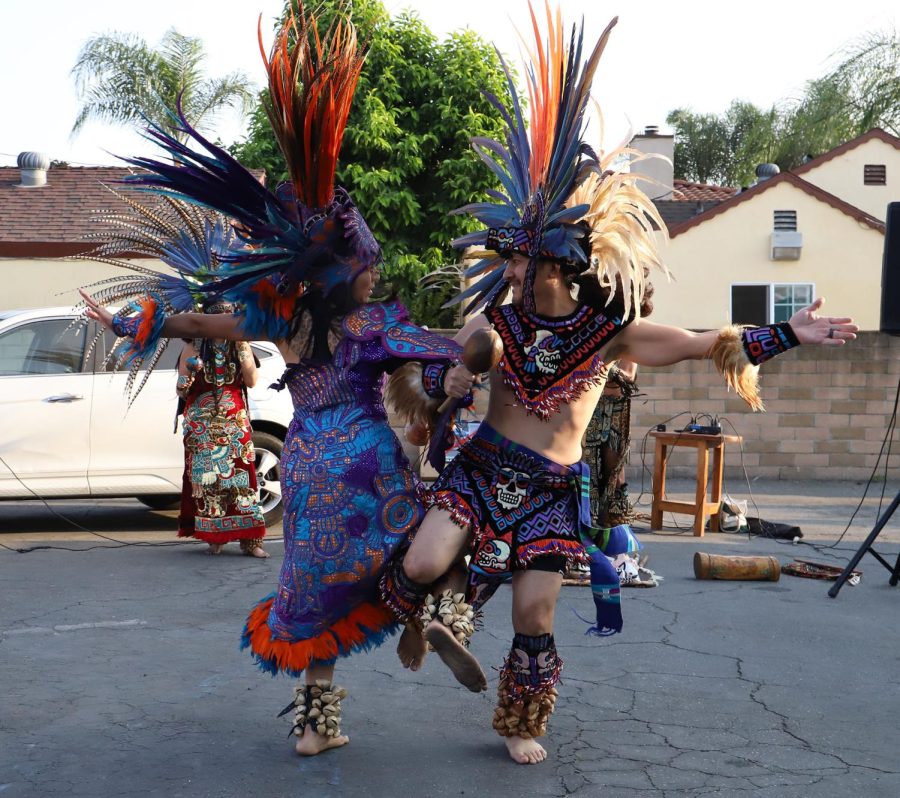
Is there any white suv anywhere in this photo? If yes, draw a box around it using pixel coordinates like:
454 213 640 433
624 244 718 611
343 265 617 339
0 307 293 527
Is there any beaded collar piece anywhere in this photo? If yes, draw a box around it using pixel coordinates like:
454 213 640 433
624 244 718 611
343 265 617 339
487 302 627 419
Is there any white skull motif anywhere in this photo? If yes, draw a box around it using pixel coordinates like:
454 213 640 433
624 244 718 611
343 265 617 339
527 330 561 374
474 539 511 571
493 467 530 511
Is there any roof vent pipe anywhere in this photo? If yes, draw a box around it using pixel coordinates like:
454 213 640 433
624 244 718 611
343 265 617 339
17 151 51 187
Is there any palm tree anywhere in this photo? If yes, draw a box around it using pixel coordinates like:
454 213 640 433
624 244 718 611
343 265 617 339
71 28 255 141
822 29 900 137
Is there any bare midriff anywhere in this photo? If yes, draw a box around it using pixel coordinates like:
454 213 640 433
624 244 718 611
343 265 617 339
484 369 607 466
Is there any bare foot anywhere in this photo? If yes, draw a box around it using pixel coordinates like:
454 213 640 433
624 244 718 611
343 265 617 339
294 724 349 756
424 620 487 692
208 543 224 555
245 545 270 558
397 623 428 671
505 735 547 765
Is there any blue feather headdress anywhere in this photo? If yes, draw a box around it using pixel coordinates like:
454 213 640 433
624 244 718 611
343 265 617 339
115 4 379 315
449 3 667 317
74 188 240 402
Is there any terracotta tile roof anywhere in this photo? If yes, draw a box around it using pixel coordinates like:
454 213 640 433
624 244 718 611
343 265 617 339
0 165 265 257
672 179 738 202
667 171 885 239
654 199 721 230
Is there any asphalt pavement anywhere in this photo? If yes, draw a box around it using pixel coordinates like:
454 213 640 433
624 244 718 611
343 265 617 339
2 479 899 797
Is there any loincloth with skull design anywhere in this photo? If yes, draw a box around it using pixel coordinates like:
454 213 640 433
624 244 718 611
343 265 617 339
423 422 589 581
423 423 634 635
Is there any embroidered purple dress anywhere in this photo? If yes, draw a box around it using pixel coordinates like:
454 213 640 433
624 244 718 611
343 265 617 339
241 302 460 675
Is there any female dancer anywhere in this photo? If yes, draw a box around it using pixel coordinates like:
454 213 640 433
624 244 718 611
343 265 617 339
81 4 471 756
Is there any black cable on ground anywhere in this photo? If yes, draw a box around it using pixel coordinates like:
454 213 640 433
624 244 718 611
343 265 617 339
0 453 280 554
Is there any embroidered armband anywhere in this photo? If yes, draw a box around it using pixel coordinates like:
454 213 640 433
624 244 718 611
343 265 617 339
741 323 800 366
111 310 141 339
109 294 168 368
422 363 450 399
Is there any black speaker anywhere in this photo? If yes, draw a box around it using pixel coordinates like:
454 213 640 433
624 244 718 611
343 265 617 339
881 202 900 334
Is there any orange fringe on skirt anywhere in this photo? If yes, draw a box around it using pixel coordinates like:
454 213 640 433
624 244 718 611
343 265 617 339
241 594 398 677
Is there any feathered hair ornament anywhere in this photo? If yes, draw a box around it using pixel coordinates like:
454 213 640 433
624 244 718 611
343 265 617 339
567 123 670 320
118 2 379 311
74 189 238 404
449 2 666 317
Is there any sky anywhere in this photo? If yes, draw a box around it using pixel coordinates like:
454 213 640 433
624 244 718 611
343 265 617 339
1 0 897 167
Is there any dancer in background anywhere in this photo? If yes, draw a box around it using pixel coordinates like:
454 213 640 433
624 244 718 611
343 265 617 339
175 304 268 557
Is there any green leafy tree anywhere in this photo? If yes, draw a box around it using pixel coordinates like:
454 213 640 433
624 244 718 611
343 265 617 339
231 0 515 326
665 108 730 185
71 29 254 141
822 29 900 136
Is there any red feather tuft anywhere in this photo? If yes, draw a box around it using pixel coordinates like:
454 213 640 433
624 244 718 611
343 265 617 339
259 3 366 209
250 277 296 321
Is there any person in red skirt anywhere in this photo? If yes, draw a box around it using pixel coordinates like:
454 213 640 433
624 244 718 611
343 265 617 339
175 300 268 557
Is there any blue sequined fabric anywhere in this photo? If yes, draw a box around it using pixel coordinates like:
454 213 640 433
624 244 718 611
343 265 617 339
242 302 461 674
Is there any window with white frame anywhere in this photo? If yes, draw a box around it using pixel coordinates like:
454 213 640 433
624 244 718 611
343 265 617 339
731 283 814 326
772 283 813 322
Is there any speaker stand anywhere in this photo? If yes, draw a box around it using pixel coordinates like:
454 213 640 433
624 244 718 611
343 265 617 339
828 490 900 598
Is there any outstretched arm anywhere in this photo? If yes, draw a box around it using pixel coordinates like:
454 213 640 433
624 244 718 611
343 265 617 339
79 289 254 342
616 298 857 367
614 298 857 411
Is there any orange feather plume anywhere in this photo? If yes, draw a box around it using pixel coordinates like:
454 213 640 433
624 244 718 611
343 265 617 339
516 1 617 195
258 2 366 209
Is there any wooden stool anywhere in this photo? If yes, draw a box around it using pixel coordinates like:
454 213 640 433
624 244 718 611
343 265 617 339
650 430 742 536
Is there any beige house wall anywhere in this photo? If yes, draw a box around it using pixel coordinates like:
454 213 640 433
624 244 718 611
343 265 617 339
797 138 899 222
651 181 884 330
0 257 165 310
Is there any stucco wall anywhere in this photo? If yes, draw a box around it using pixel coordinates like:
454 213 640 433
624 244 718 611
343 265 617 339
0 257 165 310
798 138 899 222
651 180 884 330
629 134 675 200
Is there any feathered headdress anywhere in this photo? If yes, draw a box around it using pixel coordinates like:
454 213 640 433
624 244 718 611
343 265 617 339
118 2 378 313
566 127 670 319
75 188 238 403
449 2 665 317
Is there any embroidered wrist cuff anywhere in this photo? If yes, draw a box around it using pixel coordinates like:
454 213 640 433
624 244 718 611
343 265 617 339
111 312 140 339
741 323 799 366
109 294 168 367
422 363 449 399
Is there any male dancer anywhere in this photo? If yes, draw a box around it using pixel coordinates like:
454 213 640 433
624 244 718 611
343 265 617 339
382 4 858 765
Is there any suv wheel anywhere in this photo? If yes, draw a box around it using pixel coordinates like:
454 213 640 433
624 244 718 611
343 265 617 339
253 430 284 529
